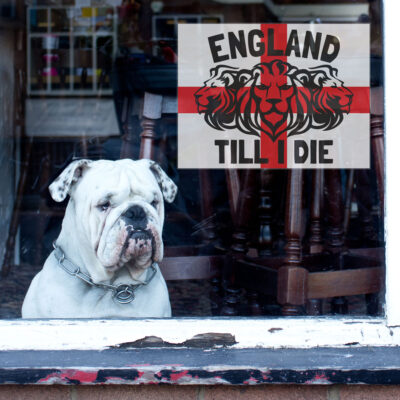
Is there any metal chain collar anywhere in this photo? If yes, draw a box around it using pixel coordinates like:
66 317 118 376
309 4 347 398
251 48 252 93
52 242 157 304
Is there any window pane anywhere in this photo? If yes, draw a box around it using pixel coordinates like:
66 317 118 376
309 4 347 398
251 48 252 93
0 0 384 319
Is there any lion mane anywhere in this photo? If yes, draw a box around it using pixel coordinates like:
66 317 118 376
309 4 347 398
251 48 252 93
194 65 250 131
309 65 353 131
194 61 353 139
235 60 313 140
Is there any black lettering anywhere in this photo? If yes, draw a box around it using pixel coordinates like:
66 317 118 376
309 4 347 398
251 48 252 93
231 140 237 163
214 140 229 163
302 31 322 60
321 35 340 63
228 30 247 60
294 140 308 163
239 140 252 164
254 140 269 164
278 140 285 164
208 34 229 63
310 140 317 164
285 30 301 57
248 29 265 57
267 28 284 56
319 140 333 163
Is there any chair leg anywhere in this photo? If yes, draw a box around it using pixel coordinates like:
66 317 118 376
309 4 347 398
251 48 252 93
278 169 307 316
258 170 274 256
310 169 324 254
343 169 354 236
221 169 258 316
139 116 157 160
354 169 377 245
371 116 384 216
325 169 348 314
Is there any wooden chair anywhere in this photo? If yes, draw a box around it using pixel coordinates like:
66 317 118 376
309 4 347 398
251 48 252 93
226 115 385 316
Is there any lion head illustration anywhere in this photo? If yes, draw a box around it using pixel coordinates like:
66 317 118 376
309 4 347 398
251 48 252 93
309 65 353 131
194 60 353 140
194 65 242 130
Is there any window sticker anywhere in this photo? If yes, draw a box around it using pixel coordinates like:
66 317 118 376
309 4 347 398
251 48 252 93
178 24 370 169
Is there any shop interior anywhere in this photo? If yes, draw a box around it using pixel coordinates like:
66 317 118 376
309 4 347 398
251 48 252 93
0 0 384 318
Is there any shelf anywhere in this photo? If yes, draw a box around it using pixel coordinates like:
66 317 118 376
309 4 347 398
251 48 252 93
27 5 117 96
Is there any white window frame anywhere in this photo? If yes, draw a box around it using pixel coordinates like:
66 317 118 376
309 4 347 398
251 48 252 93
0 2 399 353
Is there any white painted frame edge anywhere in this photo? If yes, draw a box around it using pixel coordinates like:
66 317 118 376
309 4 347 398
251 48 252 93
0 3 398 352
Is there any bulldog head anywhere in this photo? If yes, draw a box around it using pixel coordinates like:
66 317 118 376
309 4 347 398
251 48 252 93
49 159 177 281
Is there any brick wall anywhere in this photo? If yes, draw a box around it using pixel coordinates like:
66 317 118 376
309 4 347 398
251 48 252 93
1 385 400 399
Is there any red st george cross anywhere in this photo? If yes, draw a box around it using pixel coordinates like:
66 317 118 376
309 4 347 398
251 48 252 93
178 24 370 169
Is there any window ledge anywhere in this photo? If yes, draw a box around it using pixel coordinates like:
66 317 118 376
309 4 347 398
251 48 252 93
1 346 400 385
0 317 399 351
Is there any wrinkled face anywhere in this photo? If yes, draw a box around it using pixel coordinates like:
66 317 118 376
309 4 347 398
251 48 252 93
71 160 165 276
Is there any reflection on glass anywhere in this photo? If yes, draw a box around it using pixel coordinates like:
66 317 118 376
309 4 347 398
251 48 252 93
29 9 47 33
0 0 385 319
73 36 93 90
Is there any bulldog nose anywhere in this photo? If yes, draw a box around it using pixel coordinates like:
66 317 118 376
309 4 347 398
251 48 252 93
123 205 146 222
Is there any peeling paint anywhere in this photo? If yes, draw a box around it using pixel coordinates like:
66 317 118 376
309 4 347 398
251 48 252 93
38 370 98 384
112 333 237 349
3 367 400 385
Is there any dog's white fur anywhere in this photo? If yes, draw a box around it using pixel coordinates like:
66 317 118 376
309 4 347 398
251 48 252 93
22 159 177 318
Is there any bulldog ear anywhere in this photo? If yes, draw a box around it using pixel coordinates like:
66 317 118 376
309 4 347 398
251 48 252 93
49 159 93 202
145 160 177 203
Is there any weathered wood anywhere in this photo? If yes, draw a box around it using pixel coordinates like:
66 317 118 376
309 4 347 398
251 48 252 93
308 267 383 299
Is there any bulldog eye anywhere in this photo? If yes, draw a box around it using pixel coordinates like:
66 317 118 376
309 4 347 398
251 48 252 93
151 199 159 209
279 84 291 90
97 201 110 211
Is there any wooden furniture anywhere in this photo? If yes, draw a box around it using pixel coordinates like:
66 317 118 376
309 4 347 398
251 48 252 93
226 115 385 316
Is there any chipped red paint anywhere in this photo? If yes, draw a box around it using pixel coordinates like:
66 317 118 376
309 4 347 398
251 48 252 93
244 377 259 384
305 372 331 384
169 370 190 381
38 369 98 384
136 371 145 379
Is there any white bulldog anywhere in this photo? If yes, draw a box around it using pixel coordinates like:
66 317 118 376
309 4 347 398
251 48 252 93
22 158 177 318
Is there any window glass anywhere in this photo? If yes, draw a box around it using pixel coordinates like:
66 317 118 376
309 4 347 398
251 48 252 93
0 0 384 319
